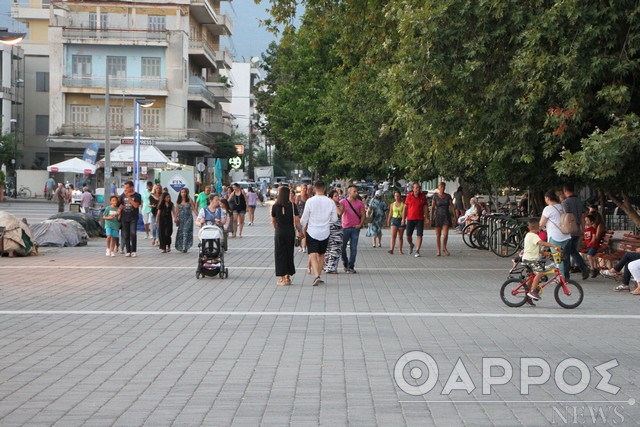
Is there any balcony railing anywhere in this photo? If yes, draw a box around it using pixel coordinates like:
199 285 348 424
63 76 168 91
188 76 217 106
54 124 217 147
206 82 232 101
216 47 233 69
62 27 169 43
188 118 232 136
189 39 217 65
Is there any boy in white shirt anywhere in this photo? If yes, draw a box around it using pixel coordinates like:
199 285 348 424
523 218 560 301
300 180 338 286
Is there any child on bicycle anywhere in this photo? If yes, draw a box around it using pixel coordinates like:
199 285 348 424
523 218 560 301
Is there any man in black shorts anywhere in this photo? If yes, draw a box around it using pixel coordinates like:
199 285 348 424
402 182 429 257
300 181 338 286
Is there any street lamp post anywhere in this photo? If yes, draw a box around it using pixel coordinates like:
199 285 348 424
133 98 154 192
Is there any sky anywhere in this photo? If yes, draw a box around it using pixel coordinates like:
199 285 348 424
0 1 280 61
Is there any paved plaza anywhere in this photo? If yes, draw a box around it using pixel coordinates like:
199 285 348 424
0 199 639 426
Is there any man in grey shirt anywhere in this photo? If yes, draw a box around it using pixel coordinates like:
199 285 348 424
562 184 590 280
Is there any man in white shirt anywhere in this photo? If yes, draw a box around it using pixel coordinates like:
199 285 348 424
301 180 338 286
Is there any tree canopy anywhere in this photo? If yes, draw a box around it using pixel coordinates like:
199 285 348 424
256 0 640 222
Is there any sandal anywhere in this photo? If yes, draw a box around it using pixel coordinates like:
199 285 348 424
614 284 630 291
631 287 640 295
443 249 450 256
277 278 288 286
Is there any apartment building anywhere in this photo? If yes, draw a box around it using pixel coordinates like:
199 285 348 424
0 44 24 154
13 0 233 180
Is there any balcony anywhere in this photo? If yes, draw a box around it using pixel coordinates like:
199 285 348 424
216 47 233 70
189 39 217 69
62 27 169 46
56 124 187 140
205 82 231 103
62 76 168 96
189 75 229 108
209 14 233 36
188 118 232 137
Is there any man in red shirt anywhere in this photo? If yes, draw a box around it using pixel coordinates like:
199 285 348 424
402 182 429 257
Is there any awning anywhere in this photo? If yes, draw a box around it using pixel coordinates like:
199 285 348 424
47 157 98 174
98 144 170 168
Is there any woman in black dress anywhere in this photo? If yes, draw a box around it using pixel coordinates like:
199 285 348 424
431 182 457 256
156 192 176 253
271 186 302 285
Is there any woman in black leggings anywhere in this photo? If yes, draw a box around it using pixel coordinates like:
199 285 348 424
602 251 640 291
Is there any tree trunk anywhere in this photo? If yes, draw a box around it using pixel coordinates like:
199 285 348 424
606 190 640 230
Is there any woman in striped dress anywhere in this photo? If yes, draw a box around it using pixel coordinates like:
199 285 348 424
324 189 345 274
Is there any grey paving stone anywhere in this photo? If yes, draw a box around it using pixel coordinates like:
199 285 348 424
0 201 639 425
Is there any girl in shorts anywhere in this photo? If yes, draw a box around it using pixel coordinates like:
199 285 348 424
103 195 120 257
246 186 258 226
387 190 405 254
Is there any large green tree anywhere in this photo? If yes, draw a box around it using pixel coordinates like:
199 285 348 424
258 0 640 224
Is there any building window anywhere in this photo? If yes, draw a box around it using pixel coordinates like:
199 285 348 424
107 56 126 88
36 72 49 92
72 55 92 77
89 13 97 30
35 115 49 135
148 15 166 31
70 105 90 126
89 13 107 29
141 108 160 130
109 106 123 130
141 57 161 79
101 14 108 29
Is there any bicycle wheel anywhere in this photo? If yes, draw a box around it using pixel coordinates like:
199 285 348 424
554 280 584 309
20 188 32 198
462 222 479 249
472 225 489 250
490 226 522 258
500 278 530 307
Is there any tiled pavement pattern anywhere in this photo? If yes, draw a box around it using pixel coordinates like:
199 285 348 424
0 200 639 426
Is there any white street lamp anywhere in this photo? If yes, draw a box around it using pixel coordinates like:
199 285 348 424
133 98 154 192
0 29 26 45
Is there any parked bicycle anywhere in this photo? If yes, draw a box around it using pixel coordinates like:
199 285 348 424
489 217 529 258
500 252 584 309
3 184 32 199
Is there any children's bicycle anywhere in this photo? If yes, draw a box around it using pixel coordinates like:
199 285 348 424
500 252 584 309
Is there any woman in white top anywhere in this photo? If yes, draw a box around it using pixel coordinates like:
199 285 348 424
539 190 572 277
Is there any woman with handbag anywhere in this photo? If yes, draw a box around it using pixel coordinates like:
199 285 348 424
431 182 457 256
272 185 302 285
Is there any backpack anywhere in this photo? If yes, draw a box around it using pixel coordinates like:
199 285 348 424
552 205 578 234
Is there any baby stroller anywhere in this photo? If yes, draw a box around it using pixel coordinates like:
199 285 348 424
196 224 228 279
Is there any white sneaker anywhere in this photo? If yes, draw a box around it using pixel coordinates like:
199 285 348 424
106 249 111 256
111 252 116 257
132 252 137 258
414 251 421 257
120 248 125 254
125 252 131 257
144 234 149 239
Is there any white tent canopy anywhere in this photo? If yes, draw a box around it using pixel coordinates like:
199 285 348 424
47 157 98 174
99 144 169 168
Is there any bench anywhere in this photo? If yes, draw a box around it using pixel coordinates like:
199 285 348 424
597 233 640 269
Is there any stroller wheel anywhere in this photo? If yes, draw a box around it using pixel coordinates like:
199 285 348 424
196 272 201 279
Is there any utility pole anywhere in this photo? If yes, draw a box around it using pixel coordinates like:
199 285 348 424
104 73 111 197
248 117 254 180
